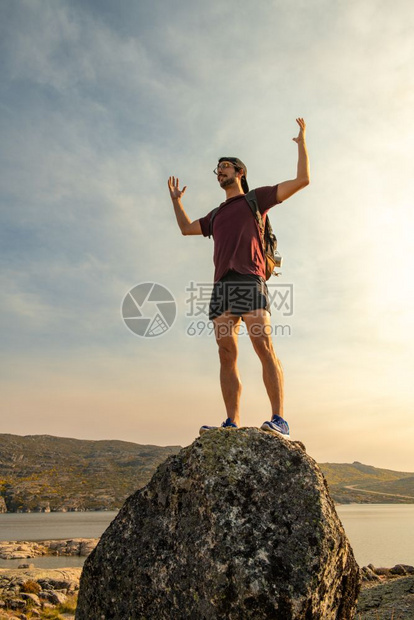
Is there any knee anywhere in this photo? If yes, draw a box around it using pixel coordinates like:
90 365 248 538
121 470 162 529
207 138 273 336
217 343 238 366
253 337 276 360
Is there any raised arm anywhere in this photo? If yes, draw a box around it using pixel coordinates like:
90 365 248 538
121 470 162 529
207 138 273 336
168 176 202 236
276 118 310 203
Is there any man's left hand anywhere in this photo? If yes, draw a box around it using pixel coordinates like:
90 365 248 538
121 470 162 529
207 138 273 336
292 118 306 144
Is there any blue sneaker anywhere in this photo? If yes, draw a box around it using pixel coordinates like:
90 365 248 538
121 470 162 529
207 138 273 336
199 418 238 435
261 414 290 438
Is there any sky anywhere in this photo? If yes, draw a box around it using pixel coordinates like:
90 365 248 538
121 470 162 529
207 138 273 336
1 0 413 470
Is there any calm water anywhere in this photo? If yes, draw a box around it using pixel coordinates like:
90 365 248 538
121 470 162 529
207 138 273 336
0 512 117 569
0 510 118 541
0 506 413 569
337 504 414 567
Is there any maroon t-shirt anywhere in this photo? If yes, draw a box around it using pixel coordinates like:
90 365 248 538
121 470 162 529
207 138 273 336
199 185 281 282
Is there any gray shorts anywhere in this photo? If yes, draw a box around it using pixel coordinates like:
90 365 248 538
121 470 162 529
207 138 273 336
209 270 271 321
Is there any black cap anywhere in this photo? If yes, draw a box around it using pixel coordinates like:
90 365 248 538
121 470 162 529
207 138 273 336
218 157 249 193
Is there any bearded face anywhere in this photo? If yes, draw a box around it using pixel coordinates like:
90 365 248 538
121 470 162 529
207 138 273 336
217 166 239 189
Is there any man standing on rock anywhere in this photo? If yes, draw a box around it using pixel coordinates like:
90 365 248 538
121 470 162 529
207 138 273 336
168 118 310 439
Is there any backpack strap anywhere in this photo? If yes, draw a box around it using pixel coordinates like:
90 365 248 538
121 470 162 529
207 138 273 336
244 189 277 252
208 206 221 238
245 189 264 243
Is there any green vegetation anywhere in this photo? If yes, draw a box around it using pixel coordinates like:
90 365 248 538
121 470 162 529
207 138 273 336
320 461 414 504
21 594 78 619
0 433 181 512
40 594 77 618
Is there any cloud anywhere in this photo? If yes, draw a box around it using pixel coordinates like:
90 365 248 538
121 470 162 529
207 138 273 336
0 0 413 466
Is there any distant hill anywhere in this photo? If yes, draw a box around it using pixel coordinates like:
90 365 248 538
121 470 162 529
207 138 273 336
319 461 414 504
1 435 413 512
0 434 181 512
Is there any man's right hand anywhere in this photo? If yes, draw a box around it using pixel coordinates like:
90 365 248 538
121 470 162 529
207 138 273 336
168 176 187 201
168 176 202 235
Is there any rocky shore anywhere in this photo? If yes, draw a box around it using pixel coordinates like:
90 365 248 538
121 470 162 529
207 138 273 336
0 567 81 619
357 564 414 619
0 558 413 619
0 540 98 561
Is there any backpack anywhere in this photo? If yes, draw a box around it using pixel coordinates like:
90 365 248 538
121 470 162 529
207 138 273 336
208 189 282 279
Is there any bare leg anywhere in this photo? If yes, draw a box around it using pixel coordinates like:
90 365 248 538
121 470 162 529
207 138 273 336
213 312 242 426
244 309 284 418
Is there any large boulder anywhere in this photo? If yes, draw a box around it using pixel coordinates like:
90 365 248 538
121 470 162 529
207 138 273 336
76 428 359 619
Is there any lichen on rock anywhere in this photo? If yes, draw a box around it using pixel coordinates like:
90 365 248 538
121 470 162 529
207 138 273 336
76 428 360 619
